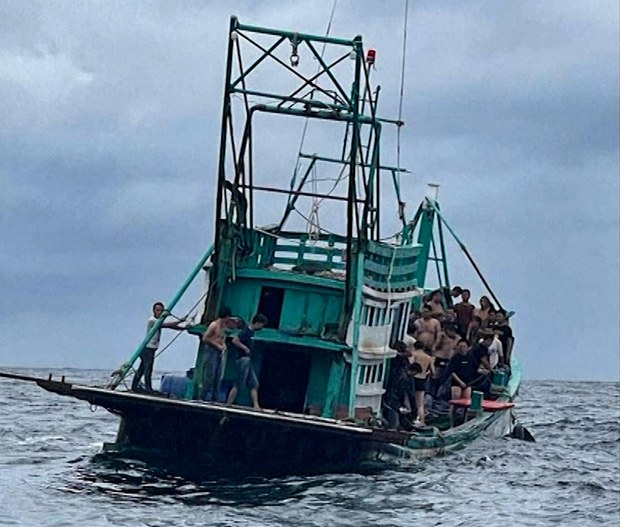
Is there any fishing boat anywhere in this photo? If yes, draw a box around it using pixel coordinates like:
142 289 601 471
1 17 527 477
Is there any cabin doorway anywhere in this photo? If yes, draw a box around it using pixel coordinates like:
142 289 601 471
257 287 285 329
258 347 311 413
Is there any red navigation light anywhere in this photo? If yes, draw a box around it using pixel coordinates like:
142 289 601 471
366 49 376 65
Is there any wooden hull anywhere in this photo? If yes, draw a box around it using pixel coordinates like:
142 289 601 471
36 378 518 478
0 357 521 478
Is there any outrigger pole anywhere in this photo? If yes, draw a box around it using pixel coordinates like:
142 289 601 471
425 200 504 311
108 244 214 390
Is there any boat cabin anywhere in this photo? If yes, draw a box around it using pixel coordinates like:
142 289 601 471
190 225 422 420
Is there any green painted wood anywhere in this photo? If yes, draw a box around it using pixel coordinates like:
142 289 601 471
322 353 345 418
234 268 346 290
414 205 435 289
367 240 421 259
347 252 366 417
305 352 331 408
235 19 357 47
254 329 350 352
363 276 418 291
363 259 418 277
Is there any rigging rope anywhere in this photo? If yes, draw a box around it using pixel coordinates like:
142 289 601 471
395 0 410 220
307 162 321 242
287 0 338 234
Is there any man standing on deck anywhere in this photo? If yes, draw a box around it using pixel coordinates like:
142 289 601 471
432 323 460 398
453 288 475 337
413 306 441 352
226 313 268 408
411 341 435 425
132 302 185 393
200 307 239 401
494 309 514 367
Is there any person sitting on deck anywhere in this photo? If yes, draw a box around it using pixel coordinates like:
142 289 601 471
413 306 442 353
226 313 268 409
473 295 496 328
132 301 186 393
453 288 475 337
493 309 514 368
200 307 239 402
465 315 484 345
410 340 435 425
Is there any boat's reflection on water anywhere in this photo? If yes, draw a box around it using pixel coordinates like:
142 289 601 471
66 451 389 506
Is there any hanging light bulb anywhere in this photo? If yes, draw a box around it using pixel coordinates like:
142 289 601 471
290 33 300 67
230 31 239 42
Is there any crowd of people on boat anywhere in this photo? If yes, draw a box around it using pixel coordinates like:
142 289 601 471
131 286 514 428
384 286 515 428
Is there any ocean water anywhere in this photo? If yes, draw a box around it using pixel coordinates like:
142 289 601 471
0 369 618 527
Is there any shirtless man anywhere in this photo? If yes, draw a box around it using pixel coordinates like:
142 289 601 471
427 290 445 319
413 306 441 352
410 341 435 425
434 324 460 361
200 307 239 401
430 324 460 398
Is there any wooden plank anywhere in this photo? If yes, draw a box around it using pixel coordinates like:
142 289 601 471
72 386 373 435
364 259 418 277
234 268 346 289
367 240 421 259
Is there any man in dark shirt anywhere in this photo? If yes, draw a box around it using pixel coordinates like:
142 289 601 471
226 314 267 408
449 334 493 399
470 333 493 371
468 333 493 395
494 309 514 366
449 339 478 400
453 289 475 337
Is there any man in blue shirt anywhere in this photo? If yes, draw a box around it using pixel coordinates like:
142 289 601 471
226 313 268 409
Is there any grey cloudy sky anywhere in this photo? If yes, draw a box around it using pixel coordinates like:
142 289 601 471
1 0 618 381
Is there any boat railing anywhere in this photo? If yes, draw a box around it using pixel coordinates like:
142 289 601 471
363 240 421 292
236 227 348 273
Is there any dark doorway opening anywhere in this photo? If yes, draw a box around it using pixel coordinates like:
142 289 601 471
257 287 285 329
259 347 311 413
